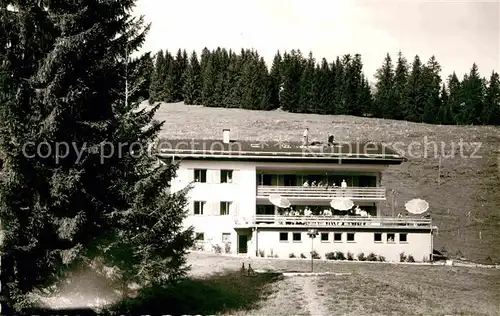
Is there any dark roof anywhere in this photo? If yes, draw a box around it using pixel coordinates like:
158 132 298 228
156 138 406 165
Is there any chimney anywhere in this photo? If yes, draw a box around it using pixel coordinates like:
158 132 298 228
223 129 230 144
302 128 309 146
328 134 334 145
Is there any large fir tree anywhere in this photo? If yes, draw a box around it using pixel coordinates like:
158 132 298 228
0 1 193 311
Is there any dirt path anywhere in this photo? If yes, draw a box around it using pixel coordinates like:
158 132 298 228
292 276 329 316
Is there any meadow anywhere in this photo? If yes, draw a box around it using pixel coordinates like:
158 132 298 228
152 101 500 263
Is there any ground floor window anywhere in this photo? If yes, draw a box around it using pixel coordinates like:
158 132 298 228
321 232 329 241
347 233 355 242
293 232 302 242
387 233 395 243
399 233 408 243
334 233 342 242
279 232 288 242
222 233 231 243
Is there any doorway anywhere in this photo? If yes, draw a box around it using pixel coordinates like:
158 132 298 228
238 234 248 254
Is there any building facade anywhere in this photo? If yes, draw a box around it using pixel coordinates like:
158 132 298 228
158 131 436 262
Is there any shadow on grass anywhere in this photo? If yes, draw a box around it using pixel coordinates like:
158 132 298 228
104 271 283 316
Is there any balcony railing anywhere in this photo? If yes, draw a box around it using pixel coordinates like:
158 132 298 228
234 215 433 229
257 186 386 200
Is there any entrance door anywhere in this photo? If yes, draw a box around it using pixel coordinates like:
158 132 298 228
238 235 248 254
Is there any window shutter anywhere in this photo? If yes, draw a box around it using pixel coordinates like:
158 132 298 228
212 201 220 216
187 169 194 182
188 200 194 215
232 170 239 184
232 202 238 216
210 170 220 184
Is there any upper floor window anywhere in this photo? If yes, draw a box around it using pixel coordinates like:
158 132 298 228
194 169 207 183
220 201 231 215
195 232 204 240
221 170 233 183
194 201 205 215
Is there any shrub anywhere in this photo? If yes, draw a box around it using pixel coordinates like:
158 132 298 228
406 255 415 263
366 253 378 261
311 250 320 259
378 255 386 262
400 252 407 262
300 253 306 259
212 244 222 254
347 252 354 261
325 252 336 260
289 253 296 258
357 253 365 261
224 242 231 254
258 249 265 257
335 251 345 260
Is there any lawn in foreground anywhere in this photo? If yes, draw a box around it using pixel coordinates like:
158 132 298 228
103 271 283 315
317 264 500 315
190 253 500 315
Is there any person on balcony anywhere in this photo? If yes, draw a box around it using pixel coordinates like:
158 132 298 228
304 207 312 216
341 179 347 188
303 180 310 187
311 181 317 186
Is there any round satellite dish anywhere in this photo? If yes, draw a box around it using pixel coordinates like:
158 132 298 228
330 198 354 211
405 198 429 214
269 194 291 208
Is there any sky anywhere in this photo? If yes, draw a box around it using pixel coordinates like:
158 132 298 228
133 0 500 82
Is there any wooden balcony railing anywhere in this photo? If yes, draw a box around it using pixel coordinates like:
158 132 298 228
257 186 386 200
234 215 432 229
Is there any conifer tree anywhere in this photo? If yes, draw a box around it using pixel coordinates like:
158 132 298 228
149 50 167 103
280 50 303 112
405 55 425 121
374 53 395 118
460 63 485 124
446 72 463 124
183 51 202 105
483 71 500 125
421 56 442 123
298 52 316 113
393 51 409 119
0 1 193 311
268 51 282 110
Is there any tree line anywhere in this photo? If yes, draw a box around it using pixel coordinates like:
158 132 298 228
147 48 500 125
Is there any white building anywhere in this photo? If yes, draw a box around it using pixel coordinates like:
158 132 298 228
158 130 437 262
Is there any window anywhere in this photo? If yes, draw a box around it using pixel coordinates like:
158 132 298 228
293 232 302 242
334 233 342 242
194 169 207 182
262 174 272 185
279 232 288 242
347 233 355 242
387 233 395 243
195 232 204 240
194 201 205 215
220 201 231 215
221 170 233 183
257 205 275 215
374 233 382 242
222 233 231 243
321 233 329 242
283 174 297 186
399 233 408 243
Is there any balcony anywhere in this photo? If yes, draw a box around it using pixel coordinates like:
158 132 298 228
234 215 433 229
257 186 386 201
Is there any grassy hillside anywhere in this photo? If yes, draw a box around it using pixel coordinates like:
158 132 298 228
151 102 500 263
